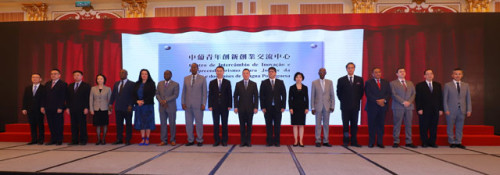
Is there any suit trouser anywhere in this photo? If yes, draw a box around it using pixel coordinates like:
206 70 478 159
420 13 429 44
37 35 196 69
238 111 253 145
315 107 330 143
212 107 229 144
264 106 282 145
70 110 88 143
28 110 44 143
392 109 413 144
341 109 359 145
367 107 386 145
418 109 439 145
46 110 64 142
159 108 176 143
115 110 133 142
185 106 204 143
446 109 465 144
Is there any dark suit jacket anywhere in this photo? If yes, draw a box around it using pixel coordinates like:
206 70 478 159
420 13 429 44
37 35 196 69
208 78 232 109
364 78 391 111
415 81 443 112
109 79 135 111
133 81 156 105
66 81 91 111
22 84 45 112
260 78 286 110
43 80 68 110
337 75 364 111
234 79 258 112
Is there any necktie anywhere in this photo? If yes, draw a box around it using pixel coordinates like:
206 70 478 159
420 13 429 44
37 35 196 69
119 80 124 95
52 81 56 88
456 82 460 94
218 79 221 91
244 80 248 90
321 79 325 92
349 76 353 85
428 82 433 93
376 79 381 89
165 81 168 88
74 82 79 91
191 75 195 87
33 85 38 96
401 80 407 91
271 79 275 90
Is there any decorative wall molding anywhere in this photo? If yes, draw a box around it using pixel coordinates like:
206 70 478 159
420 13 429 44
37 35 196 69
22 3 48 21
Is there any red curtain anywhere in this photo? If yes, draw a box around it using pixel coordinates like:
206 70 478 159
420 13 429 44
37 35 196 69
15 14 488 125
361 27 484 125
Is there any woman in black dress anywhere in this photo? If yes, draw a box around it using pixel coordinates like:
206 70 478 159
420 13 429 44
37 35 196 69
289 72 309 147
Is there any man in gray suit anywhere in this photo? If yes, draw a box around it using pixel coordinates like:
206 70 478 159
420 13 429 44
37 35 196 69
156 70 179 146
444 68 472 149
390 67 417 148
311 68 335 147
182 63 207 146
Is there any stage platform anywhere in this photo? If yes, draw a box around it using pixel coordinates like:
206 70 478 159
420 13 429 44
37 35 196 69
1 124 500 146
0 142 499 174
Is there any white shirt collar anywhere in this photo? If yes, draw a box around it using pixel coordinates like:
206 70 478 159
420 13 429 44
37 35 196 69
426 80 432 84
33 83 40 87
398 78 406 82
453 80 461 84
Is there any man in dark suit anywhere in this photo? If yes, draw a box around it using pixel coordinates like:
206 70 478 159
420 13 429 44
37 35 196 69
260 67 286 147
415 69 443 148
209 66 232 147
337 62 364 147
109 69 136 145
22 73 46 145
66 70 91 145
364 67 391 148
41 68 67 145
234 69 258 147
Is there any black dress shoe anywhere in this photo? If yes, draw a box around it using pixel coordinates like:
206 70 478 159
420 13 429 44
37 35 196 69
112 140 123 145
96 141 101 145
197 142 203 147
37 142 44 145
368 144 374 148
266 143 273 147
274 143 280 147
213 142 220 147
239 144 245 147
247 144 252 147
27 141 37 145
456 144 466 149
323 143 332 147
79 142 87 145
222 142 227 147
101 140 106 145
45 141 55 145
421 144 428 148
450 144 457 148
185 142 195 146
392 143 399 148
293 143 298 147
429 144 438 148
342 143 349 147
125 141 131 145
377 144 385 148
299 144 304 147
56 141 62 145
315 143 321 147
68 142 79 145
352 144 362 148
405 144 417 148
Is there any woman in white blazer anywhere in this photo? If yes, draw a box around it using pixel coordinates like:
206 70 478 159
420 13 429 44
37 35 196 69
90 74 112 145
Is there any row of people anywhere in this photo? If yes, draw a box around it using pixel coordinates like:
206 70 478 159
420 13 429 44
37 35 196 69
21 63 471 148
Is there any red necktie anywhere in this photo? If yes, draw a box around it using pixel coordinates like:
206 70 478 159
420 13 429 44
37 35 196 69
52 81 56 88
401 80 407 91
376 79 381 89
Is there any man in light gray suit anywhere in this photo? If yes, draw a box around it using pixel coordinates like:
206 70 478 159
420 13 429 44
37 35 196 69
156 70 179 146
444 68 472 149
311 68 335 147
390 67 417 148
182 63 207 146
